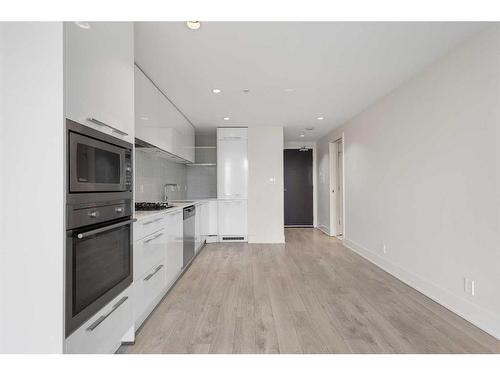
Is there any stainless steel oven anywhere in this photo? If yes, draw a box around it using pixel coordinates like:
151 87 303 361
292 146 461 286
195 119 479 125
66 119 134 337
65 214 133 336
68 119 132 194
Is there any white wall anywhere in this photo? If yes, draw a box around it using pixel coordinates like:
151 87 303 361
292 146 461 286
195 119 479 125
248 127 285 243
0 23 65 353
316 25 500 338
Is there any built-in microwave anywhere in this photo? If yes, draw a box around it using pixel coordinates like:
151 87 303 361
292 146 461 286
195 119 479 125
67 119 133 194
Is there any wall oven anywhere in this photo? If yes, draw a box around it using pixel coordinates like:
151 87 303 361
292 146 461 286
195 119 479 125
66 119 134 337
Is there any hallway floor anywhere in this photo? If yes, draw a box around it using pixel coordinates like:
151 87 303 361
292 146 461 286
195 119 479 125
123 229 499 353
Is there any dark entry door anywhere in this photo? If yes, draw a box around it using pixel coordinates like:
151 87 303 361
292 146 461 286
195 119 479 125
284 149 313 227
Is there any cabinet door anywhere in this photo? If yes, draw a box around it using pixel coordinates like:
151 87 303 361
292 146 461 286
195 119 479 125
194 204 202 252
135 263 166 328
208 201 218 235
217 139 248 199
165 211 183 289
65 22 134 143
218 200 247 236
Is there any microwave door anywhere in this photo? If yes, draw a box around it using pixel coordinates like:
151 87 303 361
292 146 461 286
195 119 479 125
69 132 126 193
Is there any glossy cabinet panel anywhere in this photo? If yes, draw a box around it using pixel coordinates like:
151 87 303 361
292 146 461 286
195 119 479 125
65 22 134 143
218 200 248 236
134 66 195 162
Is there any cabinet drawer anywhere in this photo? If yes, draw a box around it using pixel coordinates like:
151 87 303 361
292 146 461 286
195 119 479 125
134 214 167 241
134 228 167 280
65 288 133 354
135 263 166 328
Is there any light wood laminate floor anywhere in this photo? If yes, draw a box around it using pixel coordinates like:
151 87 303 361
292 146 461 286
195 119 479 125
124 229 499 354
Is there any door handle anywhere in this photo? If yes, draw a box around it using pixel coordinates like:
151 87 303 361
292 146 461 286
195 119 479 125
86 296 128 331
76 219 136 239
87 117 128 136
144 264 164 281
144 232 164 243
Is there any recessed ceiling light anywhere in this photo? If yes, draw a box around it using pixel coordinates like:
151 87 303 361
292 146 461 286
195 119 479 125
306 127 314 131
284 88 294 93
300 134 305 138
212 88 222 94
74 22 91 30
186 21 201 30
317 116 324 120
243 88 250 93
140 116 149 121
223 117 230 121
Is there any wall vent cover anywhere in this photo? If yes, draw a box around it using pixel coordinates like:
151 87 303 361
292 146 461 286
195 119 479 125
222 236 245 241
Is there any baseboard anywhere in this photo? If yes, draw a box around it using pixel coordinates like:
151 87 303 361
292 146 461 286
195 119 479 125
248 234 285 244
317 224 331 236
343 238 500 340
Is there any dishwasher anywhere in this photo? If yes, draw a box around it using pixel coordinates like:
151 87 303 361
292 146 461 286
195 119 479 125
183 205 196 268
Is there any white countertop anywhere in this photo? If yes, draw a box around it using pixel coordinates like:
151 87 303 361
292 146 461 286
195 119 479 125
133 198 217 222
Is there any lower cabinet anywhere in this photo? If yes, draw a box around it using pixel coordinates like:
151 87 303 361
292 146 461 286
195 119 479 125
134 263 166 328
218 199 247 241
133 209 184 330
165 210 183 289
65 287 133 354
194 203 202 252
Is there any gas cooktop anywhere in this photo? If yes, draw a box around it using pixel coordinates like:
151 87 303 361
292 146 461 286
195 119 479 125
135 202 174 211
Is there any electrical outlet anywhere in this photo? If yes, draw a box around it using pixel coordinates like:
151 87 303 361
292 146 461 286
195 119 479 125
463 277 476 296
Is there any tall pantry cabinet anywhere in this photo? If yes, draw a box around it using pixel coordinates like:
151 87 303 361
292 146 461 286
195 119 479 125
217 128 248 242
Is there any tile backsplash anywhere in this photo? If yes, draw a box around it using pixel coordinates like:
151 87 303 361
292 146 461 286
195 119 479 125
135 149 187 202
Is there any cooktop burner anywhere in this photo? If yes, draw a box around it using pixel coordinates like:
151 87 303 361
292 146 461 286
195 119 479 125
135 202 174 211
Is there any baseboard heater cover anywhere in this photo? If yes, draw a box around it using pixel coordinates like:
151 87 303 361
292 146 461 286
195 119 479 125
220 235 247 242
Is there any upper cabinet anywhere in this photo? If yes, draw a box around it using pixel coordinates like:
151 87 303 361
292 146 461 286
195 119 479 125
135 66 195 163
65 22 135 143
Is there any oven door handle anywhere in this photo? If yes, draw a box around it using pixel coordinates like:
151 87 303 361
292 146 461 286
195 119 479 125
76 219 137 239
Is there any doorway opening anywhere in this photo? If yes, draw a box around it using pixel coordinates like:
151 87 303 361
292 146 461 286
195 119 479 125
284 148 314 227
329 138 344 237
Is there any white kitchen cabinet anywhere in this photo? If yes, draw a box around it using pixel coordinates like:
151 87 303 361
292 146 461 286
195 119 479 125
218 200 247 241
207 200 218 242
134 228 168 281
194 203 202 252
217 128 248 242
65 22 134 143
197 201 210 245
217 137 248 199
165 211 183 290
134 263 166 328
134 214 167 242
65 287 133 354
135 66 195 162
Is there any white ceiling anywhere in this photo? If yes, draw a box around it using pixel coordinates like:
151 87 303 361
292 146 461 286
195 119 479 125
135 22 486 141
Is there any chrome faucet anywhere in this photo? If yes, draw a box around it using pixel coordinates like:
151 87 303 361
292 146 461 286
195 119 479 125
163 183 178 203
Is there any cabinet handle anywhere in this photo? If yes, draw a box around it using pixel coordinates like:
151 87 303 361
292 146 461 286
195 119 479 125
87 117 128 136
143 217 163 225
144 232 164 243
86 296 128 332
144 265 164 281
